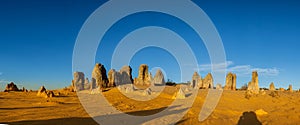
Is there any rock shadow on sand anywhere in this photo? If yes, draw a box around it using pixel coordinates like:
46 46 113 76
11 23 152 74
6 105 188 125
237 111 262 125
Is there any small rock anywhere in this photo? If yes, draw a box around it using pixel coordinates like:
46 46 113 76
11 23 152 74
172 88 186 99
255 109 268 116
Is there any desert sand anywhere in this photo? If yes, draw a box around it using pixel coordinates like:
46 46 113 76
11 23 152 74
1 85 300 125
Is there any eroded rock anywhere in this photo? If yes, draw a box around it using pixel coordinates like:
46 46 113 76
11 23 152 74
91 63 109 90
269 82 275 91
191 72 202 89
4 82 19 92
134 64 151 86
72 72 85 91
202 73 214 89
247 71 259 94
224 72 236 90
153 69 165 85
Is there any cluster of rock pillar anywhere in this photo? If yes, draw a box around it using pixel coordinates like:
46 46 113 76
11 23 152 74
72 63 294 92
72 63 166 91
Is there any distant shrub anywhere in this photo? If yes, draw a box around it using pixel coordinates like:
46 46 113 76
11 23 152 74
166 79 176 86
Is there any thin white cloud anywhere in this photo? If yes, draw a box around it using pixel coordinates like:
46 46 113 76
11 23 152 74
197 61 279 77
0 72 2 76
198 61 233 71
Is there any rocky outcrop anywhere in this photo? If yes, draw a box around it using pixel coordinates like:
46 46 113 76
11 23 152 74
4 82 19 92
108 65 133 87
91 63 109 89
22 87 28 92
134 64 151 86
84 78 90 90
119 65 133 84
216 83 223 90
172 88 186 99
108 69 117 87
90 87 102 94
202 73 214 89
47 91 55 98
288 84 293 92
36 86 54 98
279 88 285 91
72 72 85 91
37 86 47 96
269 82 275 91
247 71 259 94
191 72 202 89
224 72 236 90
153 69 165 85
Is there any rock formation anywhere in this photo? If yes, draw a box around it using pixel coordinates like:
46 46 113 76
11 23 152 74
134 64 151 86
269 82 275 91
216 83 223 90
119 65 133 84
172 88 186 99
84 78 90 90
108 69 117 87
153 69 165 85
37 86 53 98
108 65 133 87
91 63 109 89
247 71 259 94
202 73 214 89
288 84 293 92
37 86 47 96
22 87 28 92
72 72 85 91
279 88 285 91
255 109 268 116
4 82 19 92
224 72 236 90
90 87 102 94
47 91 55 98
191 72 202 89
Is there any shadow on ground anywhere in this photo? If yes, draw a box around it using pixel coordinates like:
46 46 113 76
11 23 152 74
5 105 187 125
4 117 98 125
237 111 262 125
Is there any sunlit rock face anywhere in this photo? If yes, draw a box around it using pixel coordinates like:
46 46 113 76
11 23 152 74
153 69 165 85
224 72 237 91
119 65 133 85
191 72 202 89
72 72 85 91
91 63 109 89
4 82 19 92
247 71 259 94
108 65 133 87
288 84 293 92
202 73 214 89
269 82 275 91
134 64 151 86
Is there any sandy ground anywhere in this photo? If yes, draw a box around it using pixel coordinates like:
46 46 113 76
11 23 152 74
1 86 300 125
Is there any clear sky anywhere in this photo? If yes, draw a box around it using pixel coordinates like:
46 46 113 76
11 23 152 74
0 0 300 90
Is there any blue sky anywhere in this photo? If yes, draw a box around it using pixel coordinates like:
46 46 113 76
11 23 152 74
0 0 300 90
